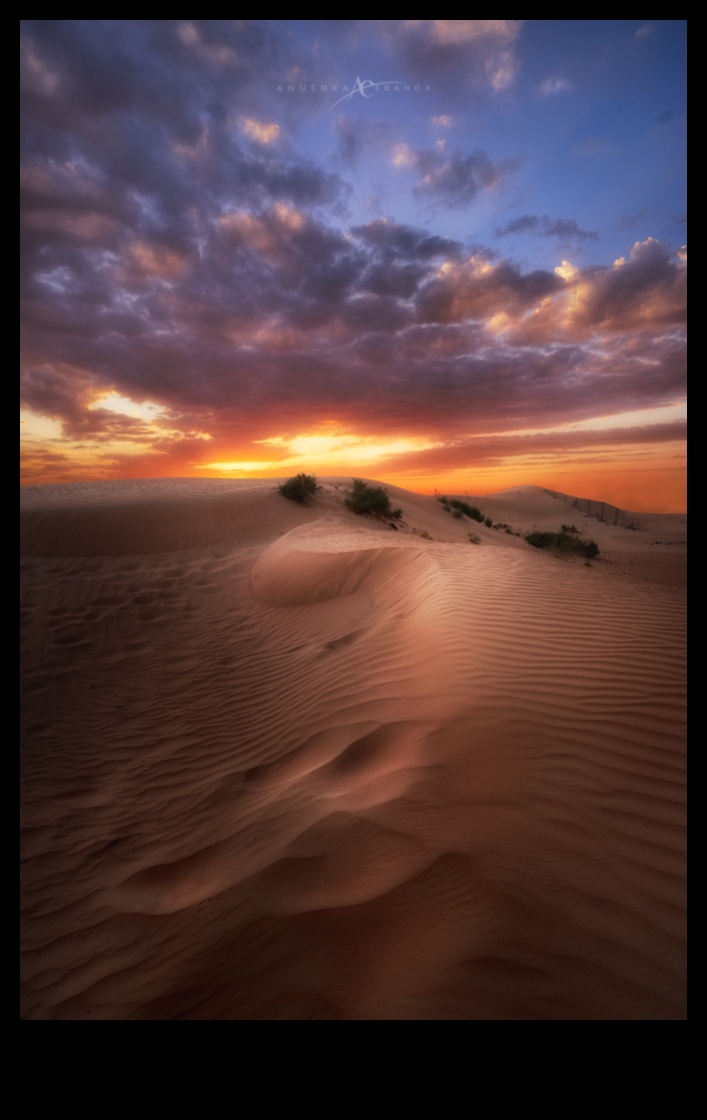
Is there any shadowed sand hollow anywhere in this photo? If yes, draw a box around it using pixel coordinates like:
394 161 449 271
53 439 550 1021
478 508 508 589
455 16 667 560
20 478 686 1019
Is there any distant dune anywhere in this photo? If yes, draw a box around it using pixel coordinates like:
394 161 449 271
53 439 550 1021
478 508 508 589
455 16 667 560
20 478 686 1020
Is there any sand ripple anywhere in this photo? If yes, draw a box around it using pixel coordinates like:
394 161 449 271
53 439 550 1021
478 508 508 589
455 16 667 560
21 480 686 1019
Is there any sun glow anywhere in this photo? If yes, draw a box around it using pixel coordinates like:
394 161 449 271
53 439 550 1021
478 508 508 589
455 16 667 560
88 392 168 421
201 431 441 474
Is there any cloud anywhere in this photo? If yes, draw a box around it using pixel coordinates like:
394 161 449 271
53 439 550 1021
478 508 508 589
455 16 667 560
495 214 598 241
22 211 686 468
335 116 394 169
403 20 521 47
19 24 686 495
389 20 523 93
539 77 571 96
411 238 685 356
240 118 281 145
394 145 514 208
416 255 563 324
351 219 462 262
567 238 686 331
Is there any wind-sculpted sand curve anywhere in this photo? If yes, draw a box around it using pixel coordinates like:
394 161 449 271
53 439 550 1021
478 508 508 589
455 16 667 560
20 479 686 1019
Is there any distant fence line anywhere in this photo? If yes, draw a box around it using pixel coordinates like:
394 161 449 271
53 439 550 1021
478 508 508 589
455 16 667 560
542 489 639 529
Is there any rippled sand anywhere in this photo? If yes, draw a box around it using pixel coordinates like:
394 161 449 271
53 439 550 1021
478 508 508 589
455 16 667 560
20 479 686 1019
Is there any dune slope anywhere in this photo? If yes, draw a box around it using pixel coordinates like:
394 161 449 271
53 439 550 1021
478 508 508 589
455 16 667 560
20 479 686 1019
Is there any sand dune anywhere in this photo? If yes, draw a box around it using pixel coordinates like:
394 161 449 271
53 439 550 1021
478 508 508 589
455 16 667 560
20 478 686 1019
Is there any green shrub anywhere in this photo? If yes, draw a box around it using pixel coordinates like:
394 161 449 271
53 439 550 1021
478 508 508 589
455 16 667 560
278 473 320 504
449 499 484 522
484 517 493 528
525 530 599 559
346 479 401 520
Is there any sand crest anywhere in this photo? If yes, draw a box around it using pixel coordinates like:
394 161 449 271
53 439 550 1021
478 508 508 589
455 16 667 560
20 478 686 1019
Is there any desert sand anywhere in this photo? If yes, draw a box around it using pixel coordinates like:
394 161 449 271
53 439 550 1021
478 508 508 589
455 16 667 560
20 478 686 1020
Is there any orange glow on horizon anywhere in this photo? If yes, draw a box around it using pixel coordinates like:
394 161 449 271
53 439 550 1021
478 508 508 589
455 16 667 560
20 413 686 513
20 454 686 513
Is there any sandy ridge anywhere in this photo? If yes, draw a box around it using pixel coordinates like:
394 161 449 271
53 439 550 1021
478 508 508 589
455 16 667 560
21 478 686 1019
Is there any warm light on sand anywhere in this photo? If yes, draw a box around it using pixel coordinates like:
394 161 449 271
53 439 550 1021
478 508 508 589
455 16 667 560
21 477 686 1019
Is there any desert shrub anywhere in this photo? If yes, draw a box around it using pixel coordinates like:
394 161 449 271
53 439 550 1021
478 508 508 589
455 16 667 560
278 473 320 504
525 530 599 559
449 499 484 522
346 479 400 520
438 495 448 504
561 524 579 534
453 509 463 519
468 532 481 544
484 517 493 528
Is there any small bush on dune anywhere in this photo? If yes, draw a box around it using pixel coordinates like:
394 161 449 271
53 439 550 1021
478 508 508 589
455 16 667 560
346 479 401 521
439 495 485 522
525 529 599 559
449 499 484 522
278 473 320 504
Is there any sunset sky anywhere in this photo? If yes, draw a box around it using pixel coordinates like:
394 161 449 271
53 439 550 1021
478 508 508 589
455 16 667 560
20 21 686 510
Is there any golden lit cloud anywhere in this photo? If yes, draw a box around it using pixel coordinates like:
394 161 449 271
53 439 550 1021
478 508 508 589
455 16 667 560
404 20 522 45
88 392 168 422
273 202 305 229
393 143 415 167
257 431 439 464
554 260 578 281
486 311 511 334
20 409 63 442
201 461 277 473
24 210 117 243
241 118 281 145
129 241 188 278
201 430 441 476
177 22 235 65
